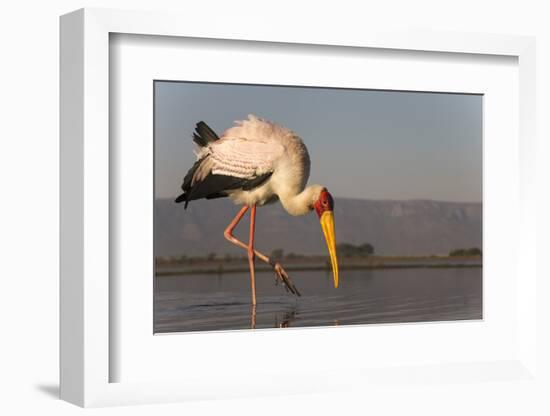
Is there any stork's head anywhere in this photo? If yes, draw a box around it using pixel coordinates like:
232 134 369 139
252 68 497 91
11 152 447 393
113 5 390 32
312 188 340 288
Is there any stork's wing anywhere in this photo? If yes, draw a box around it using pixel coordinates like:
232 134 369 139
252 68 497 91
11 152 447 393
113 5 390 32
175 136 284 208
209 137 285 179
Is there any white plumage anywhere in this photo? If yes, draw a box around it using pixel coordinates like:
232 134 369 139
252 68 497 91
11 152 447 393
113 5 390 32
208 138 283 178
190 114 317 214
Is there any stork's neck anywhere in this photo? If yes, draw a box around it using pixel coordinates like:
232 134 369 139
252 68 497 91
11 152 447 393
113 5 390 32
279 185 323 216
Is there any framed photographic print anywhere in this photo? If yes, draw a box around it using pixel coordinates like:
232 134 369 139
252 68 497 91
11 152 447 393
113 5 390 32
60 8 538 408
152 82 483 334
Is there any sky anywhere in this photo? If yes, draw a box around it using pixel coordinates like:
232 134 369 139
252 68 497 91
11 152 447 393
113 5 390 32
154 81 482 203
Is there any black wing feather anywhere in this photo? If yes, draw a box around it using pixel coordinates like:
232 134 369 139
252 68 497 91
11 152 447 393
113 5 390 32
181 158 203 191
192 121 219 147
241 173 273 190
186 174 246 202
175 166 273 208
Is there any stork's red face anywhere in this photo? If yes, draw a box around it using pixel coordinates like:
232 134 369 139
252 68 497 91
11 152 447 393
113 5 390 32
314 189 339 288
314 189 334 218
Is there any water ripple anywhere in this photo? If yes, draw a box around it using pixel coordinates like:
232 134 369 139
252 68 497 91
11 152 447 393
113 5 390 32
154 268 482 333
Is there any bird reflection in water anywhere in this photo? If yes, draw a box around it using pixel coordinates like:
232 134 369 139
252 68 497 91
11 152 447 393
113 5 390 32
250 305 257 329
274 307 298 328
247 304 299 329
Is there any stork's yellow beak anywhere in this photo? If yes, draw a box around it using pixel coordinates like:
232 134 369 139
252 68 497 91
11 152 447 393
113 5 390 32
320 211 339 288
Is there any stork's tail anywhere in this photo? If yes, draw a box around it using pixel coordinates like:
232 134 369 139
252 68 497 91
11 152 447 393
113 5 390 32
175 121 221 207
193 121 219 147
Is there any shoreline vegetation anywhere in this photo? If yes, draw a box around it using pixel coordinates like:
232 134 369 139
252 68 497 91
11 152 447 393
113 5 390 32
155 254 482 277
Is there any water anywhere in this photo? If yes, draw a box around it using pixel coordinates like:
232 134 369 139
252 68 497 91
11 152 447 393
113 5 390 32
154 268 482 333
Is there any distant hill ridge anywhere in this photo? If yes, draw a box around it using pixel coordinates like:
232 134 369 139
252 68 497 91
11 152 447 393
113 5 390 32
155 197 482 257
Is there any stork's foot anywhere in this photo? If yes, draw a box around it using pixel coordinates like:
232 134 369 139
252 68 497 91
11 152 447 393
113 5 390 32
273 262 301 297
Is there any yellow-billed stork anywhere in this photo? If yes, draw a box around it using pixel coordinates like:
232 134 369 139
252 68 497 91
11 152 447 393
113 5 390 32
175 114 339 305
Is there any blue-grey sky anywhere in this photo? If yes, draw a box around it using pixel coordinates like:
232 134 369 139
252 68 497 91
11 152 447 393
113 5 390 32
155 82 482 202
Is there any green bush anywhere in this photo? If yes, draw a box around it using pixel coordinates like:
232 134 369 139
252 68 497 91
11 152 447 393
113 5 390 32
337 242 375 257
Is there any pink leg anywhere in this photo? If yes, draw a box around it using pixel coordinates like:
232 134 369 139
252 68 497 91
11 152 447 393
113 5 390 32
223 205 248 250
248 204 257 306
223 206 276 265
222 205 257 305
223 206 301 299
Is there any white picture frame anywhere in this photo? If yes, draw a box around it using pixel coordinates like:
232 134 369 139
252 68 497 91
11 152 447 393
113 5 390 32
60 7 537 408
